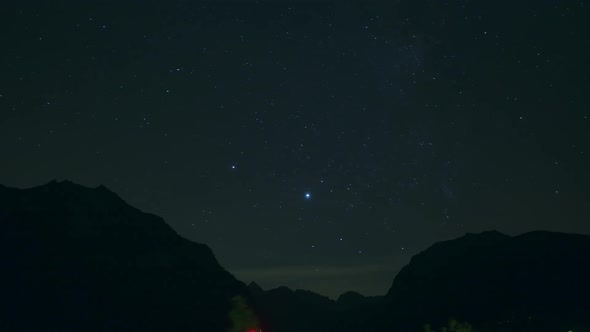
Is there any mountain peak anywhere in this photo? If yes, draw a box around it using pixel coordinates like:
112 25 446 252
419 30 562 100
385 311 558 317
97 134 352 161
462 230 508 239
0 181 181 246
248 282 264 293
41 180 123 199
0 181 245 331
336 291 365 305
384 230 590 331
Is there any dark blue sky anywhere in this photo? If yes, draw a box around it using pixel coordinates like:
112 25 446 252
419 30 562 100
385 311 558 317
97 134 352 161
1 0 588 298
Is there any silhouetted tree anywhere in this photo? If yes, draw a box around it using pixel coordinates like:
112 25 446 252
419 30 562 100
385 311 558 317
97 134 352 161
228 295 259 332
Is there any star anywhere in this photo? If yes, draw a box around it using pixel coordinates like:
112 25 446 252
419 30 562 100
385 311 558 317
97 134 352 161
305 193 311 199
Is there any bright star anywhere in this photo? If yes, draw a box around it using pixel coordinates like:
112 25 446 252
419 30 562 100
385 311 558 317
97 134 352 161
305 193 311 199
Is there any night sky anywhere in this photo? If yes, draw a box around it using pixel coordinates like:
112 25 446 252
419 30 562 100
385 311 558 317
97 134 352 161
1 1 589 298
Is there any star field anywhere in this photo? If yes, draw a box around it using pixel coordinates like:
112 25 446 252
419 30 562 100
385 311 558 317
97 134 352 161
1 1 589 298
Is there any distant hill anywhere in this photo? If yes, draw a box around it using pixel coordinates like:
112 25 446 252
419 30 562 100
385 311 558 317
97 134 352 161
0 181 247 332
248 282 384 332
382 230 590 331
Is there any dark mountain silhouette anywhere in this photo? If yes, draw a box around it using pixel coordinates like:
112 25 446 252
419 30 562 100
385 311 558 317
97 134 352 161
248 282 384 332
3 181 590 332
249 230 590 332
0 181 248 332
381 230 590 331
249 283 335 332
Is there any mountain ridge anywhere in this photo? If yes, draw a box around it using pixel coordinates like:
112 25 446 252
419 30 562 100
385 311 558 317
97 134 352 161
0 180 247 332
2 180 590 332
382 229 590 331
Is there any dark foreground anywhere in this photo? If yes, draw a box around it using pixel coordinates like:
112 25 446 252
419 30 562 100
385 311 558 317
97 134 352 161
1 181 589 331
